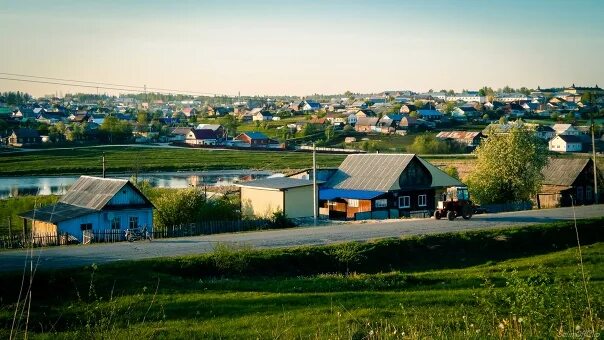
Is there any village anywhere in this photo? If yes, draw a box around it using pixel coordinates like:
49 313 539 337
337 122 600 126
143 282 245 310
1 84 604 153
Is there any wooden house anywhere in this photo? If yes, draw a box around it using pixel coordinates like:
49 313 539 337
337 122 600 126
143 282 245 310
354 117 379 132
19 176 155 243
320 154 463 220
8 128 41 147
238 178 317 219
537 158 601 208
234 132 279 148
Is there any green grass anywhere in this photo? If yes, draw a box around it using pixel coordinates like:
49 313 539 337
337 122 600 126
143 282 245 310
1 219 602 338
0 146 347 176
0 195 59 235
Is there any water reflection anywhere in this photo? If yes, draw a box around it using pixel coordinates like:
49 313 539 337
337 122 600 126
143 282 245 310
0 170 272 199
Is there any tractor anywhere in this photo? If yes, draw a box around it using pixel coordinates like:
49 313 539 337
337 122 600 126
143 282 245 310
433 186 473 221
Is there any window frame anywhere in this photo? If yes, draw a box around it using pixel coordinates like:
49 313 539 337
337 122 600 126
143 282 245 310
348 199 359 208
398 196 410 208
80 223 92 231
374 199 388 208
418 194 427 207
111 217 121 230
129 216 139 229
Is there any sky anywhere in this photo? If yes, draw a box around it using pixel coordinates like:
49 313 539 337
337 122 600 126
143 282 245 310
1 0 603 97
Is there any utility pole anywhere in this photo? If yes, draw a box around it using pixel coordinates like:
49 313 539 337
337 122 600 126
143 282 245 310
102 152 106 178
313 143 317 226
592 116 599 204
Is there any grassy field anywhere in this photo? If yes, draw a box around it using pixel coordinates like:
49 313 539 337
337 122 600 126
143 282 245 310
1 219 602 338
0 195 59 235
0 146 348 176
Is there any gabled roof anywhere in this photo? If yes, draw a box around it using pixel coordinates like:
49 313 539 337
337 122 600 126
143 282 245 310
171 127 192 136
12 128 40 138
238 177 314 190
239 131 269 140
190 129 218 140
355 117 379 126
555 135 583 143
326 154 415 191
326 154 463 191
436 131 482 140
60 176 152 210
542 158 590 186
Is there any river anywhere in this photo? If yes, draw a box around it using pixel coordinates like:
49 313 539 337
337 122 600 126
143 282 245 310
0 170 274 199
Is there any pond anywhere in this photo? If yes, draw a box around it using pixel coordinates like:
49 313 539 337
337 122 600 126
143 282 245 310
0 170 273 199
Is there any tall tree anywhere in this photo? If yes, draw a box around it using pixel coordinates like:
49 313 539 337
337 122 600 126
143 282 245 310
466 124 548 204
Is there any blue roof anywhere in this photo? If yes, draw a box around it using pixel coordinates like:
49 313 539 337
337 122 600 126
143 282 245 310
319 188 386 201
418 109 442 116
244 131 269 139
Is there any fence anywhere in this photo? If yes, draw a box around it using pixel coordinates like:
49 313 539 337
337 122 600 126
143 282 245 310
0 219 274 250
0 233 76 249
481 201 533 213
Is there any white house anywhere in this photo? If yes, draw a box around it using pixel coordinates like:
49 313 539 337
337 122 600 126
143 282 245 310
548 135 582 153
19 176 154 243
185 129 219 145
347 112 358 125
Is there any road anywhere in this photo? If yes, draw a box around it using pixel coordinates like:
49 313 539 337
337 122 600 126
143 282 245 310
0 205 602 273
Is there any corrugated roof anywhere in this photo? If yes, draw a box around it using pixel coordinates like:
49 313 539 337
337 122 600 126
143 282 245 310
326 154 415 191
319 188 385 200
59 176 130 210
238 177 314 190
417 158 464 188
19 203 96 223
542 158 590 186
436 131 482 140
241 131 269 140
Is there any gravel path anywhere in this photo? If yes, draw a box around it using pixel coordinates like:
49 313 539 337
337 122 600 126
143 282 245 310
1 205 602 273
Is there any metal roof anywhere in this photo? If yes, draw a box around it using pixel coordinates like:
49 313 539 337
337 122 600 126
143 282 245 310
319 188 385 200
19 203 96 223
436 131 482 140
238 177 314 190
326 154 415 191
542 158 590 186
59 176 131 210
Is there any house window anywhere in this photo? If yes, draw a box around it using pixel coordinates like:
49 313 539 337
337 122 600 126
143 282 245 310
80 223 92 231
418 194 427 207
398 196 410 208
586 186 593 201
375 199 388 208
348 199 359 207
111 217 121 230
129 217 139 229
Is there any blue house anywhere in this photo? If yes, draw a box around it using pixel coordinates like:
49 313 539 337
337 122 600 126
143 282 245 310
19 176 154 243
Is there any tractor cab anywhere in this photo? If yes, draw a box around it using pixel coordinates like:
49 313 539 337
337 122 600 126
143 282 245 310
435 186 473 220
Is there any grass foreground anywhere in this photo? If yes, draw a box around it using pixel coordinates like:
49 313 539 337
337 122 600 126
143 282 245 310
0 219 603 338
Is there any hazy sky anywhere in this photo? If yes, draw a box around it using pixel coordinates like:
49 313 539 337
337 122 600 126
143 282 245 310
1 0 603 97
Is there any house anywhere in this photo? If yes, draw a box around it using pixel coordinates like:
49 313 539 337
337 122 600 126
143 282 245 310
552 123 580 136
537 158 600 208
301 100 322 112
169 127 192 142
238 177 317 219
207 106 230 117
548 135 582 152
354 117 379 132
417 109 443 120
435 131 483 147
319 154 463 220
446 93 486 103
399 104 417 114
185 129 220 146
534 125 556 140
180 107 198 118
196 124 227 138
355 109 377 118
8 128 41 147
252 111 273 121
18 176 154 243
234 131 279 148
346 112 358 125
451 107 479 120
398 116 418 130
376 115 403 133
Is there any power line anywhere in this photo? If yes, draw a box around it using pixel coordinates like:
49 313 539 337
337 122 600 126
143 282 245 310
0 72 230 97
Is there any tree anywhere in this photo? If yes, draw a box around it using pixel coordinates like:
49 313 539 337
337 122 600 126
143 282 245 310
443 166 460 180
324 125 335 141
220 114 240 137
408 134 452 154
443 101 456 115
581 92 593 105
466 124 548 204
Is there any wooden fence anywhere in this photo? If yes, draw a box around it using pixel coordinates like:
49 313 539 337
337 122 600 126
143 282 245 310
0 219 273 249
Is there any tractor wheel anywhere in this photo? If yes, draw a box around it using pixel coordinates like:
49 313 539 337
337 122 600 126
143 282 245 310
434 210 441 220
462 205 473 220
447 210 456 221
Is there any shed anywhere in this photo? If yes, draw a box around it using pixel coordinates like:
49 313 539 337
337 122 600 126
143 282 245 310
238 177 317 219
